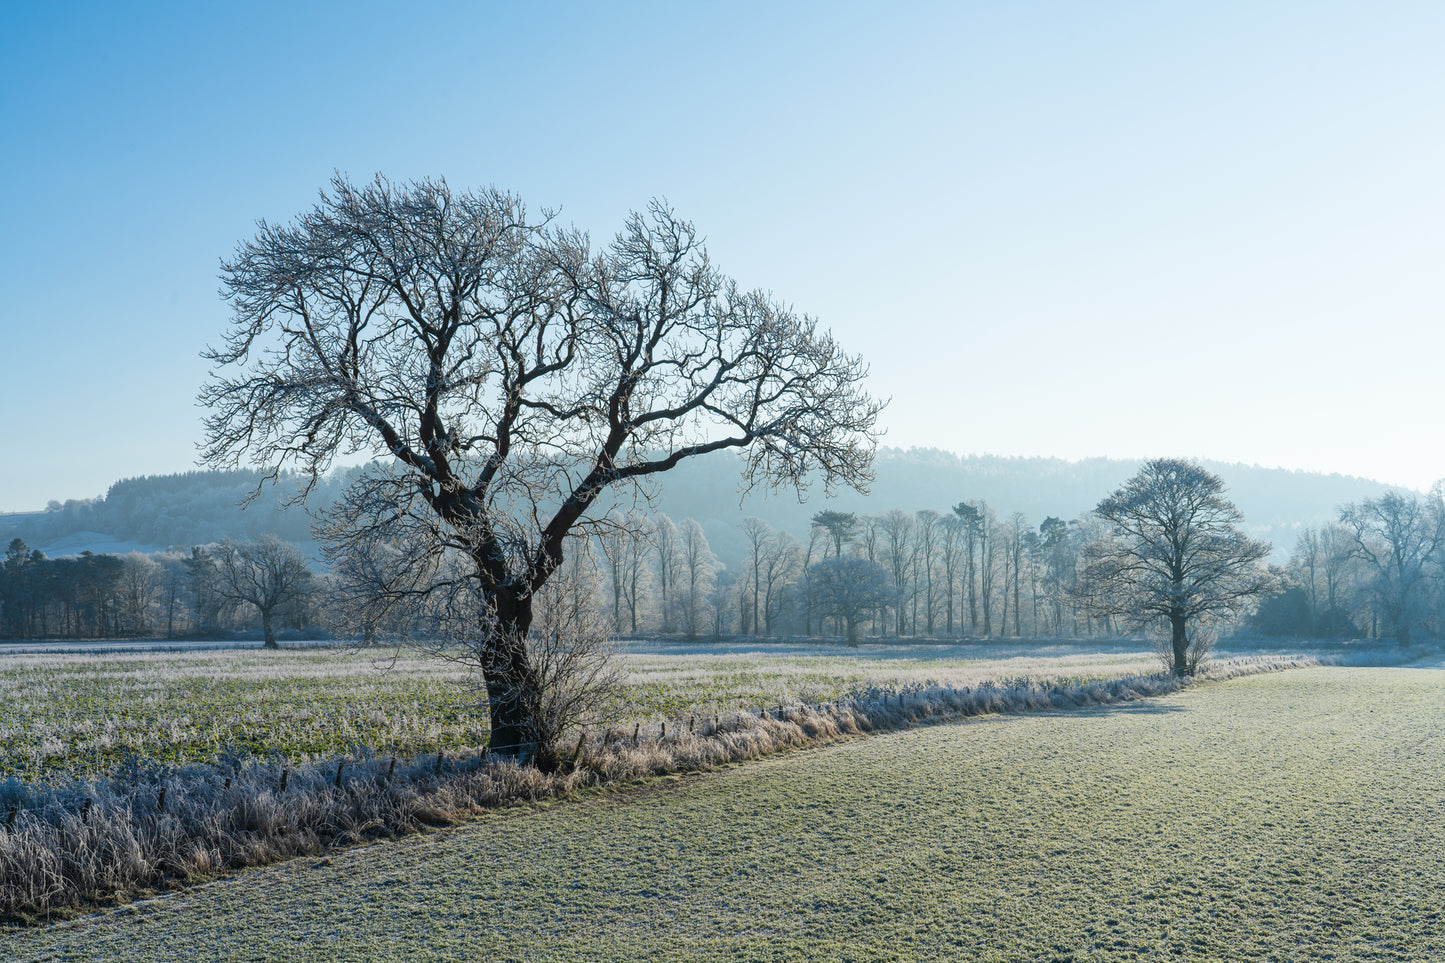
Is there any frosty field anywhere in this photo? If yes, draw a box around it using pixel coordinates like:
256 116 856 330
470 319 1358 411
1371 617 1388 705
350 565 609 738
0 640 1174 780
10 664 1445 962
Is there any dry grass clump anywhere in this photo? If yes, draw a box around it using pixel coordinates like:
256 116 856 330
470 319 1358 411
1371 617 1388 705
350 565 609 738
0 653 1314 922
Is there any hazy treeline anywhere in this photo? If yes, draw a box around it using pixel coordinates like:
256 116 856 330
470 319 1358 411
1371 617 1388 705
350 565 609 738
1 451 1403 570
6 476 1440 647
571 503 1109 642
1258 489 1445 644
0 538 319 641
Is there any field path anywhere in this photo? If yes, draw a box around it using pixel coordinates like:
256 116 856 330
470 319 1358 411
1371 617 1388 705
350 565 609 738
11 666 1445 962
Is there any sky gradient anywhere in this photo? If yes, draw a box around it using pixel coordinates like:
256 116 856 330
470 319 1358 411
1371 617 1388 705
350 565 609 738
2 1 1443 511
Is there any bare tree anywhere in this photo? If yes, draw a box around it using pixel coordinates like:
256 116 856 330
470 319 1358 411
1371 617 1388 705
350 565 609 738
916 510 941 635
740 517 773 636
210 536 314 649
800 556 892 645
879 510 915 636
760 530 803 635
1077 459 1275 676
975 503 998 636
1339 489 1445 645
678 518 716 640
652 514 681 634
201 175 880 761
938 514 964 636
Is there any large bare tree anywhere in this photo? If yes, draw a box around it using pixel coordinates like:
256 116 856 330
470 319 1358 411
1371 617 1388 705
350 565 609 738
200 174 881 764
1077 459 1275 676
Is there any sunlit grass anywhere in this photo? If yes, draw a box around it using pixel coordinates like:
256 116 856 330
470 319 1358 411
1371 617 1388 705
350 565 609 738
10 666 1445 961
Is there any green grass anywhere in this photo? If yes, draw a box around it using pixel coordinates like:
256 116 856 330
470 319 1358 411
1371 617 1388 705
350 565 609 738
10 665 1445 961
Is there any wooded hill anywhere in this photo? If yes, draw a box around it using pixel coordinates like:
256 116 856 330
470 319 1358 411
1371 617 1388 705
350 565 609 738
0 449 1403 568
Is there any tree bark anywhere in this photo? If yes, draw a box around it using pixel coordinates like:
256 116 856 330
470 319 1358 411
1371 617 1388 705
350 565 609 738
261 609 279 650
479 586 547 766
1170 612 1189 677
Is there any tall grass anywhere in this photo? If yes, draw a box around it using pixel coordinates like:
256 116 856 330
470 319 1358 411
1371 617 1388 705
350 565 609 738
0 653 1316 922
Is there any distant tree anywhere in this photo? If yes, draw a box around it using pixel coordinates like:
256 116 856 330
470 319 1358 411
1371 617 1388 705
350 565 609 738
952 503 981 633
710 568 738 640
678 519 717 640
760 530 802 635
878 510 915 636
200 174 881 764
1248 580 1315 637
1 539 35 638
118 554 162 637
1077 459 1276 676
653 515 681 634
810 511 858 559
210 536 314 649
1038 516 1076 635
975 503 998 636
183 546 223 634
916 510 942 635
1004 512 1030 636
1339 489 1445 645
740 517 774 636
800 557 892 645
938 514 964 636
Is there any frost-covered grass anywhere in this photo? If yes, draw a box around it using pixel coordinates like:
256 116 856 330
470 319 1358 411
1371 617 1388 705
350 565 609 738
618 640 1177 718
0 650 487 780
0 644 1310 921
10 665 1445 961
0 640 1197 781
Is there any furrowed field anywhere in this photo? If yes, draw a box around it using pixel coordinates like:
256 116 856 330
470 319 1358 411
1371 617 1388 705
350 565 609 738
0 641 1176 781
10 665 1445 961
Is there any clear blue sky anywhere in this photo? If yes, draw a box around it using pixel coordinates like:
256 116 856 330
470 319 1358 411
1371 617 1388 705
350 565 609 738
3 1 1443 511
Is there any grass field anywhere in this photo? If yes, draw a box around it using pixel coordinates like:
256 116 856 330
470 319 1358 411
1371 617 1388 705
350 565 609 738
0 640 1180 780
10 664 1445 961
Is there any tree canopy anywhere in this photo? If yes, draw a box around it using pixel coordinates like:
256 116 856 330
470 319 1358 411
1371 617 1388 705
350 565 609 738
200 174 882 764
1078 459 1275 675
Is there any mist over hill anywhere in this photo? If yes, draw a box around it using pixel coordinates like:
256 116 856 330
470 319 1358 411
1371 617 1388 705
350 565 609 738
0 449 1402 568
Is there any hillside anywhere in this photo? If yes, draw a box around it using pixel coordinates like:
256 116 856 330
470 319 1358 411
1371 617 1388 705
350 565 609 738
0 450 1402 567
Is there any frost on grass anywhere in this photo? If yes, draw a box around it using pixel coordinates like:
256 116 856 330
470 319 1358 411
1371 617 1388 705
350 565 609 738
0 647 1315 920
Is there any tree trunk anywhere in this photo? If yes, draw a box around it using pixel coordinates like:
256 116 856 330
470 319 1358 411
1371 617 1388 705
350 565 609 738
1170 613 1189 677
261 608 279 650
480 589 549 768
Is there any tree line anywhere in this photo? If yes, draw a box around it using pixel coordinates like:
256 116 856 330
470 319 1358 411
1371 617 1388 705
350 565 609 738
0 536 317 644
589 504 1103 643
1259 488 1445 644
11 483 1440 652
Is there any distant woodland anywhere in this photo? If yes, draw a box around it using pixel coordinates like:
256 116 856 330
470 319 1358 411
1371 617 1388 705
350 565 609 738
0 449 1416 643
